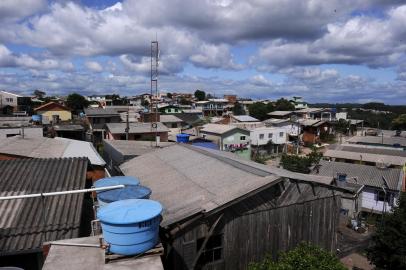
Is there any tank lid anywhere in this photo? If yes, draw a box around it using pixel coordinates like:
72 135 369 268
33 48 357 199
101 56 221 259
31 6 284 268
98 185 152 203
94 176 140 188
98 199 162 224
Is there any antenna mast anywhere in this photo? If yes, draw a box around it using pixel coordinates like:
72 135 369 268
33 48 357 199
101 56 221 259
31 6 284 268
151 40 159 147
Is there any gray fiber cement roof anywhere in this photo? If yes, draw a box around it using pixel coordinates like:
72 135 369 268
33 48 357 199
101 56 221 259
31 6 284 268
103 139 174 157
324 149 406 166
0 136 106 166
106 122 169 134
43 236 163 270
312 160 402 191
347 136 406 147
0 158 88 255
120 144 335 227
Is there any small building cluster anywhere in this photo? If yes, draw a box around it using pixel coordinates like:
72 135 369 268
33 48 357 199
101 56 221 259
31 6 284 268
0 89 405 270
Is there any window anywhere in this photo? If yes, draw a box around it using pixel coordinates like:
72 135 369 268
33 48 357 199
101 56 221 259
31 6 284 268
240 135 246 140
175 109 179 112
5 98 13 102
196 234 223 267
268 133 273 138
279 132 284 137
259 134 264 140
377 191 390 203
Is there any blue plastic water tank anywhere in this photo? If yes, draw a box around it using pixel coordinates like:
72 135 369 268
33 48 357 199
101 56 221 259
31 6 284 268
176 133 190 143
31 115 42 122
98 185 152 207
98 199 162 255
94 176 141 206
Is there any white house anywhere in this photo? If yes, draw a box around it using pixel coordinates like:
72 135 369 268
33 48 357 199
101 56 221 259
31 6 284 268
250 127 287 146
263 118 301 137
0 90 21 110
312 160 403 215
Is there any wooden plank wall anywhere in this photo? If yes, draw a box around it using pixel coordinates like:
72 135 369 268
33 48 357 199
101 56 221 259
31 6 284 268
167 182 341 270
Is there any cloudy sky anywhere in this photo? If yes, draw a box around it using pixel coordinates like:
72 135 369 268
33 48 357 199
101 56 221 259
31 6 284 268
1 0 406 104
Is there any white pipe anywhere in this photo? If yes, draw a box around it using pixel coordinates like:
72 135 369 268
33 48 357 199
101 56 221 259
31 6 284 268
0 185 125 201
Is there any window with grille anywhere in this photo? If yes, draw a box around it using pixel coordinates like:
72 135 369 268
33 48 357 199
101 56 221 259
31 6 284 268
196 234 223 267
259 134 264 140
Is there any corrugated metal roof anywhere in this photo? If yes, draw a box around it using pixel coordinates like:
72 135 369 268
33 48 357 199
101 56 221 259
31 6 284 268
324 149 406 166
120 144 335 227
311 160 402 190
55 137 105 166
0 158 88 255
347 136 406 147
0 136 106 166
106 122 169 134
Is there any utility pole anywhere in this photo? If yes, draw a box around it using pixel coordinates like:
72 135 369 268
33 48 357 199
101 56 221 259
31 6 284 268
125 110 129 140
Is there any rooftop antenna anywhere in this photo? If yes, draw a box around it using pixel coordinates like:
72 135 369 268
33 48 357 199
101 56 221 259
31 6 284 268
150 38 159 147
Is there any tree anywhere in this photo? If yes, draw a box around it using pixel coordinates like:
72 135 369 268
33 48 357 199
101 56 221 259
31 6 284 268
274 98 295 111
179 97 191 105
194 90 206 101
367 192 406 270
280 147 322 174
392 114 406 130
167 92 173 99
248 102 271 121
66 93 90 113
233 102 246 115
33 89 46 99
249 242 346 270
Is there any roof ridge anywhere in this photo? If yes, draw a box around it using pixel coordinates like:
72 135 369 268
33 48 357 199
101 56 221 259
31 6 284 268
179 144 272 177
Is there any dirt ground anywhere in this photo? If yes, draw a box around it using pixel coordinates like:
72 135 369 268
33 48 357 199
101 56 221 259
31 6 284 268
340 253 374 270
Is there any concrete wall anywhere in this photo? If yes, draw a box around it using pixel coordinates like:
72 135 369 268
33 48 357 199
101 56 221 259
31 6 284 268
37 110 72 121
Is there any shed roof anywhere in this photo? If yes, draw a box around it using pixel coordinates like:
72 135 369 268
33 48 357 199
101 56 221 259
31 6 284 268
160 114 183 123
0 158 88 255
231 115 259 122
311 160 402 190
323 149 406 166
84 108 120 117
346 136 406 147
106 122 169 134
0 136 105 166
120 144 334 227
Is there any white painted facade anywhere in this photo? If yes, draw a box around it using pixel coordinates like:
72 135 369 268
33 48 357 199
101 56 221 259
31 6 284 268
250 127 287 146
361 187 396 213
0 91 20 109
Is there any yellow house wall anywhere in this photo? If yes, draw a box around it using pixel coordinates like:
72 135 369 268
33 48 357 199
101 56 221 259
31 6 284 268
37 110 72 121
